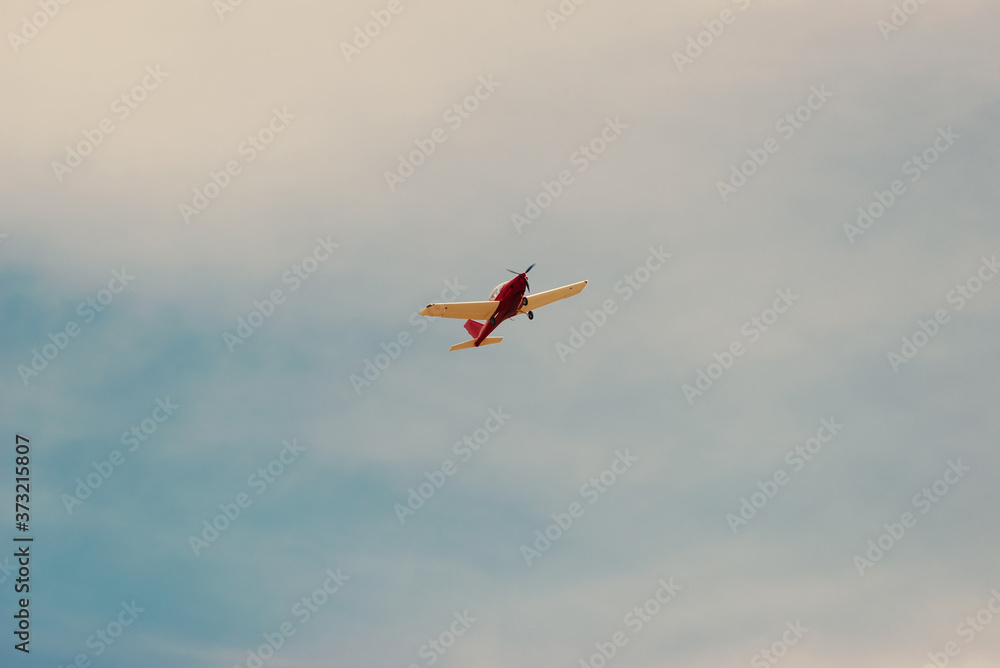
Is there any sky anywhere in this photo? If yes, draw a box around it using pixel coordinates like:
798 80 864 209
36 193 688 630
1 0 999 666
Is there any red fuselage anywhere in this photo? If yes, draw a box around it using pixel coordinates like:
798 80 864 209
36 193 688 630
475 273 528 345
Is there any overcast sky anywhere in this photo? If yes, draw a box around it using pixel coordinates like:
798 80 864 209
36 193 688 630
2 0 999 666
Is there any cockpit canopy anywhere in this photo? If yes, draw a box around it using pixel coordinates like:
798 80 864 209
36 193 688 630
489 283 505 301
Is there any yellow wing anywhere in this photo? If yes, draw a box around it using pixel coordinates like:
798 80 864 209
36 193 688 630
518 280 588 313
419 301 499 320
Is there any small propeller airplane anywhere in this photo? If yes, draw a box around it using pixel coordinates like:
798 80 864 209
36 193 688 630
420 264 588 351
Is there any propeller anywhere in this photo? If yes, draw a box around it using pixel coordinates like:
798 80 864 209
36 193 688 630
506 263 535 292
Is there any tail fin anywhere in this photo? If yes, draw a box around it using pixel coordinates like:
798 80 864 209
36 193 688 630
449 337 503 352
464 319 484 338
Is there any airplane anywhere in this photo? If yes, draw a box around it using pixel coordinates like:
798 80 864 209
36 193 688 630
420 264 588 351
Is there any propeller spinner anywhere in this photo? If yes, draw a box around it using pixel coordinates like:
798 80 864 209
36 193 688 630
506 263 535 292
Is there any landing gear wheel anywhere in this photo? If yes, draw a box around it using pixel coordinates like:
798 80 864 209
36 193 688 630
527 311 534 320
489 316 496 325
522 297 529 307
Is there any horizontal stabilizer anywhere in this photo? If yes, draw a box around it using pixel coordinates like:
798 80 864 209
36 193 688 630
449 337 503 352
